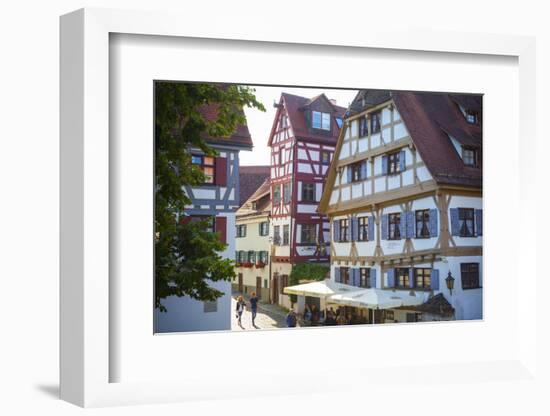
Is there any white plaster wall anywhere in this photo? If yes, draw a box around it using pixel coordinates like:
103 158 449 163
297 204 318 213
339 141 351 159
350 119 358 137
192 188 216 199
298 163 313 173
341 186 351 201
382 107 392 125
374 177 385 192
358 137 368 152
316 183 323 201
402 169 414 186
416 166 433 182
394 122 408 139
388 175 400 190
371 133 381 148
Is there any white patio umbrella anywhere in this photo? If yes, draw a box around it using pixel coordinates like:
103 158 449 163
329 288 429 310
283 278 358 298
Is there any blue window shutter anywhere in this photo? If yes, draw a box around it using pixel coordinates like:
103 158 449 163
353 268 360 286
334 267 341 283
347 165 352 183
349 216 354 241
381 214 389 240
235 251 239 261
398 215 404 240
352 216 359 241
368 216 375 241
405 211 414 239
431 269 440 290
429 208 438 237
387 269 395 288
382 155 388 174
333 220 340 242
450 208 460 236
475 209 483 236
360 161 367 180
370 269 377 288
409 268 415 288
399 150 406 171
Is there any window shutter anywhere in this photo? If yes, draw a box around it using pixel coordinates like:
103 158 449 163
399 150 406 171
215 216 227 244
370 269 377 288
351 216 358 241
334 267 341 283
347 165 352 183
409 268 415 289
387 269 395 288
475 209 483 236
215 157 227 186
333 220 340 242
381 214 389 240
397 215 404 240
429 209 438 237
235 251 239 261
180 215 192 225
431 269 440 290
382 155 388 174
368 216 375 241
450 208 460 236
405 211 414 239
360 161 367 180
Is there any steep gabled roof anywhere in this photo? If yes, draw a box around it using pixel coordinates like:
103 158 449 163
236 178 271 217
238 165 270 207
267 92 346 146
199 103 253 149
318 90 482 213
393 92 482 188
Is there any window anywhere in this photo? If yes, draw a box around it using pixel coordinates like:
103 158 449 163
278 149 283 165
358 216 369 241
259 251 268 264
461 263 480 289
340 267 350 285
350 162 362 182
387 151 401 175
465 110 478 124
462 147 478 167
273 185 281 205
191 154 215 184
359 116 369 137
414 268 432 290
339 218 349 242
283 182 291 204
415 210 430 238
279 115 289 129
302 183 315 201
259 221 269 236
370 111 381 134
359 268 370 288
236 224 247 238
321 150 331 165
301 224 317 244
388 213 401 240
458 208 475 237
312 111 331 130
273 225 281 245
283 224 290 245
248 251 256 263
264 279 268 289
335 117 343 128
396 268 410 289
203 300 217 313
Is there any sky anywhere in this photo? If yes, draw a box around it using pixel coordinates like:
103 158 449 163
240 86 359 166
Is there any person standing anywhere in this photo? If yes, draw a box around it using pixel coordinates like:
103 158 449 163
286 310 297 328
235 295 246 328
249 292 259 328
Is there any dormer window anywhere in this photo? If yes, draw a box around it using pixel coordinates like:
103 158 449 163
312 111 331 131
465 110 478 124
462 147 478 167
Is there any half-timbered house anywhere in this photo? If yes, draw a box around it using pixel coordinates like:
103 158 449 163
318 90 483 322
269 93 346 307
155 104 254 333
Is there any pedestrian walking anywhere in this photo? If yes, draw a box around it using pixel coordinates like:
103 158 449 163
286 310 297 328
236 295 246 328
249 292 259 328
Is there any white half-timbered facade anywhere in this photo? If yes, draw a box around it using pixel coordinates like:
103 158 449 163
319 90 483 322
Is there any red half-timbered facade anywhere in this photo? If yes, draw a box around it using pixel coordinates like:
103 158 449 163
268 93 345 293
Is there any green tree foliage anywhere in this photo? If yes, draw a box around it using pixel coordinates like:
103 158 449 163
288 263 330 303
155 82 265 312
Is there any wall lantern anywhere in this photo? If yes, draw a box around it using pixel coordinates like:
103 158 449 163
445 271 455 295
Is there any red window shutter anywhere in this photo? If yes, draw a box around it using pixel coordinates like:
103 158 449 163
215 216 227 244
180 215 193 225
215 157 227 186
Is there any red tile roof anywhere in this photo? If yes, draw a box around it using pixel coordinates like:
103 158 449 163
239 165 270 206
393 92 482 188
268 92 346 146
199 103 253 149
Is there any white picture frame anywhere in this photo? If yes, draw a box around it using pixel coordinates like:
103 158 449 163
60 7 538 408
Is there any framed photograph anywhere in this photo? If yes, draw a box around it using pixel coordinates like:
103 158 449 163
60 7 538 408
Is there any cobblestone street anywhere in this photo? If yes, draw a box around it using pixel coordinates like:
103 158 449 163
231 293 297 331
